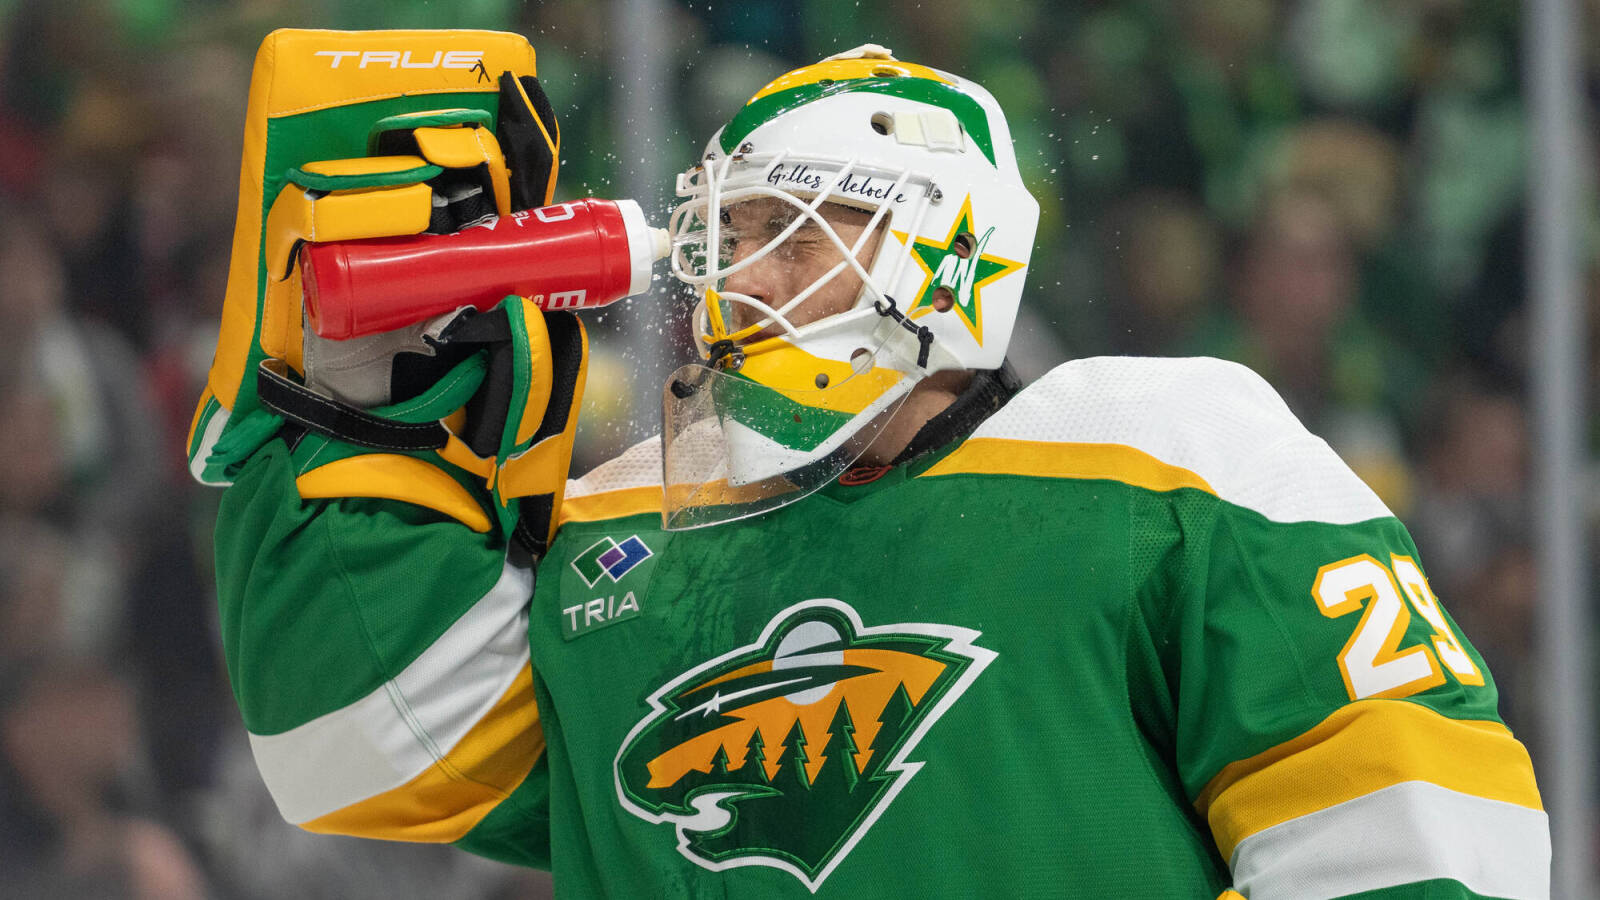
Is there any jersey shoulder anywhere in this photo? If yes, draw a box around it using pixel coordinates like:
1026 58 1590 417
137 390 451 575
561 435 663 525
929 356 1392 525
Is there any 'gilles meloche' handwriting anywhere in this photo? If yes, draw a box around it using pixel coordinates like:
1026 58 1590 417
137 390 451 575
767 164 908 203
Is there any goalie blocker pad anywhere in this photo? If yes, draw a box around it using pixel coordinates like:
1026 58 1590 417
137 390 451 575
189 28 553 486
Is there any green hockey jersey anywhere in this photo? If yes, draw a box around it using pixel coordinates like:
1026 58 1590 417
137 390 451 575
213 356 1549 898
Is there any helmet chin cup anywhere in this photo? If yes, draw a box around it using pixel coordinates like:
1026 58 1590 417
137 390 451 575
661 353 913 530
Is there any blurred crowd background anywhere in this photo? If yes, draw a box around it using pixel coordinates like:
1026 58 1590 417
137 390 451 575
0 0 1596 896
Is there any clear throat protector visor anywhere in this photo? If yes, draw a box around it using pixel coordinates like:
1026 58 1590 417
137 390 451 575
661 151 943 529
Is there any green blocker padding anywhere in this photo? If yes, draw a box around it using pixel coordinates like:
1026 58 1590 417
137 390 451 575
215 439 508 735
368 107 495 153
285 161 444 193
1117 485 1503 799
223 91 501 462
501 296 534 460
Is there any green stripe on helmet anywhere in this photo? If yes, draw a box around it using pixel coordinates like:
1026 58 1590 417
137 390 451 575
720 77 997 166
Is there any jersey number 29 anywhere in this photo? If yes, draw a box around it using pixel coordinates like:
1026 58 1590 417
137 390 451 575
1312 554 1484 701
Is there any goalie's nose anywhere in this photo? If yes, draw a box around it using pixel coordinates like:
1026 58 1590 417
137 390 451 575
721 253 782 318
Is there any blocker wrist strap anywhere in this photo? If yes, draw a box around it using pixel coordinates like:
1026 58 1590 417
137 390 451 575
256 305 522 454
257 359 449 451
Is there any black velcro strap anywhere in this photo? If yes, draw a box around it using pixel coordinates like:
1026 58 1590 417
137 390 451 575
437 307 512 345
257 359 447 451
514 493 555 558
530 311 583 444
460 341 514 458
436 308 515 457
497 73 559 211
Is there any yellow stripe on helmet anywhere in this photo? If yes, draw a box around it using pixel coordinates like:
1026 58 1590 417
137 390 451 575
750 58 953 103
736 339 905 416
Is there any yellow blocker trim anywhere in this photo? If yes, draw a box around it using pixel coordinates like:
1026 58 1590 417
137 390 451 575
511 296 555 448
500 306 589 549
187 385 216 452
750 57 953 102
1196 699 1543 861
301 662 544 842
296 454 491 533
920 439 1216 495
437 433 496 482
257 175 434 368
499 435 569 505
413 125 512 216
264 173 433 280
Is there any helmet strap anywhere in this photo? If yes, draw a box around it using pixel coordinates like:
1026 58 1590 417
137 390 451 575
871 294 936 369
890 360 1022 465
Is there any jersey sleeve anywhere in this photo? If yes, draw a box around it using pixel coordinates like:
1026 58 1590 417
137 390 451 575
213 438 552 868
1113 358 1549 898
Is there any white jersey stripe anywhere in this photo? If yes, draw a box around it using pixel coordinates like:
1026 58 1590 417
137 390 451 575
970 357 1394 525
248 558 534 824
1229 780 1551 899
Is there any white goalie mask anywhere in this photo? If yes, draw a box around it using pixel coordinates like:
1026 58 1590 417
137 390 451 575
662 46 1040 529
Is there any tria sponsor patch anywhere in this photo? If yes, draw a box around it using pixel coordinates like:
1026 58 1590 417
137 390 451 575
571 535 653 588
613 599 995 891
562 591 641 641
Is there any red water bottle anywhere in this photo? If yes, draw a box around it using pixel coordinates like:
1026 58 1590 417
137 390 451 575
302 198 670 340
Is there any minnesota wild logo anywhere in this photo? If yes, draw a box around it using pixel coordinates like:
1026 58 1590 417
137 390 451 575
892 194 1026 347
613 599 994 891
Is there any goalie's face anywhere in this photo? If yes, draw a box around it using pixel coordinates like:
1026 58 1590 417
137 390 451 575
662 190 919 531
717 197 886 340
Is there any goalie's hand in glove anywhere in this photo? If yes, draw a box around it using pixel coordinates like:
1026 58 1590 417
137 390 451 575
253 73 584 558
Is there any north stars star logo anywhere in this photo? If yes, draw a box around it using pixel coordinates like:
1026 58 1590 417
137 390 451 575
892 194 1026 347
613 600 995 891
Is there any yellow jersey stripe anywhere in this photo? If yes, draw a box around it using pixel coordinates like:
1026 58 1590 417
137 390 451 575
561 485 662 525
919 438 1217 495
1197 699 1542 861
300 662 544 842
